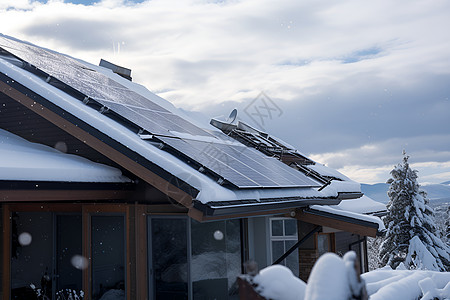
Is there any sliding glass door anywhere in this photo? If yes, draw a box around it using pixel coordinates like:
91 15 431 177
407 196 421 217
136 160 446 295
7 205 128 300
10 212 82 299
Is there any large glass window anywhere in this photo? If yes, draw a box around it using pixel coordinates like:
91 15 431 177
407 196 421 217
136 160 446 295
10 212 82 300
91 215 126 300
148 217 241 300
150 218 189 300
270 218 299 277
191 219 241 300
8 208 127 300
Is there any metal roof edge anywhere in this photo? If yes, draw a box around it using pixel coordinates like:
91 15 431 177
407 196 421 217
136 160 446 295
193 197 341 217
337 192 364 200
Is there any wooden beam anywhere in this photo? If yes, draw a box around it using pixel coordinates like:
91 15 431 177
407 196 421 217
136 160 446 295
188 207 293 222
135 205 148 300
295 209 378 237
0 190 131 202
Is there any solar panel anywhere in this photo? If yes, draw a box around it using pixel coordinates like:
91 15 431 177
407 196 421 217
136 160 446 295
158 136 320 188
0 36 321 189
0 36 210 137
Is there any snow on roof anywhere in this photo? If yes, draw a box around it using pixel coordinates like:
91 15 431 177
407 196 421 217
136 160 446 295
335 195 387 214
0 128 130 183
0 35 361 204
306 163 352 181
310 204 385 230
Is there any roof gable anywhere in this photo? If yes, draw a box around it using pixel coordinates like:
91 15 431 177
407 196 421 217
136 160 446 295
0 34 366 219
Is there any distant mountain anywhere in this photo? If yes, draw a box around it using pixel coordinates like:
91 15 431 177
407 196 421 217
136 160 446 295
360 183 390 204
361 182 450 205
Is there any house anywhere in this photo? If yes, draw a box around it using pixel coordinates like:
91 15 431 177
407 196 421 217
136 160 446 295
0 34 385 300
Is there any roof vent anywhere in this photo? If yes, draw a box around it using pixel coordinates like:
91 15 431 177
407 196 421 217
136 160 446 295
99 59 132 81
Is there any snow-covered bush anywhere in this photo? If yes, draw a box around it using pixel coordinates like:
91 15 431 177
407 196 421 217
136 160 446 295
241 251 450 300
363 267 450 300
243 251 367 300
253 264 306 300
305 252 367 300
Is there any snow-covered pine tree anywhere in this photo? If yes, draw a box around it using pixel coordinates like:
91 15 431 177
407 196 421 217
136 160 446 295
379 152 450 271
446 206 450 246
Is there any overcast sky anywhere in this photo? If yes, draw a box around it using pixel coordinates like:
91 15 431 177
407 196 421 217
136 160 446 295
1 0 449 185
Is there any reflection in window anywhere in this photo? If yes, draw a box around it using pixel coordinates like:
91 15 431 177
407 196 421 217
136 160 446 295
271 219 283 236
11 212 54 299
151 218 188 300
191 219 241 300
10 212 82 300
91 215 125 300
317 234 331 256
270 218 299 277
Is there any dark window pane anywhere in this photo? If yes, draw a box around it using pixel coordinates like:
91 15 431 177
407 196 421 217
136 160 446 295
56 215 82 293
191 219 241 300
284 219 297 236
285 240 299 277
271 220 283 236
11 212 54 300
318 234 330 256
151 218 188 300
91 216 125 300
272 241 284 263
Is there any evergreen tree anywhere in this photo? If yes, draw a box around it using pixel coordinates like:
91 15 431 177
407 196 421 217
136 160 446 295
446 206 450 245
379 152 450 271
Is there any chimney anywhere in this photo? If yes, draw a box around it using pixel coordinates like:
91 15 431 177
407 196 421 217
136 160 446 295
99 59 132 81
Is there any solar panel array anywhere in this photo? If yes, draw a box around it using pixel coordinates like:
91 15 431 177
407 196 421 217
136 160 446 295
0 36 320 189
0 36 210 138
158 136 319 188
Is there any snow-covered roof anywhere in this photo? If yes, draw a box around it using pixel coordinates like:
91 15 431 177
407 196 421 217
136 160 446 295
0 128 130 183
310 204 385 231
334 195 387 215
0 34 365 216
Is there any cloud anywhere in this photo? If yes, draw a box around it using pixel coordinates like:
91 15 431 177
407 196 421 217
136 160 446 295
1 0 449 184
308 137 450 183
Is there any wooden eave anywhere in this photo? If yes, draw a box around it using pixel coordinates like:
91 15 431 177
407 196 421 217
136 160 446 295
295 207 379 237
0 180 134 202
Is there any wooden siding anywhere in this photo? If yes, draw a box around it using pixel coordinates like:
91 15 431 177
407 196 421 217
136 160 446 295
0 91 123 171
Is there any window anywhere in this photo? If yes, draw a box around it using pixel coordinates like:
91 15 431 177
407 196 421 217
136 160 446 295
5 204 128 300
91 215 126 300
317 233 331 257
270 218 299 276
10 212 82 300
148 217 241 300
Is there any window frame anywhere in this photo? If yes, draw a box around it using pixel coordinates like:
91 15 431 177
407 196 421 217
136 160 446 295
269 217 299 275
